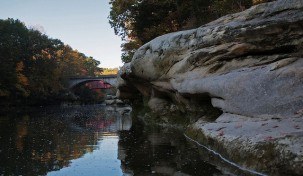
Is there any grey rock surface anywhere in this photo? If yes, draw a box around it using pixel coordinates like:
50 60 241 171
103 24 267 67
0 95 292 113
117 0 303 175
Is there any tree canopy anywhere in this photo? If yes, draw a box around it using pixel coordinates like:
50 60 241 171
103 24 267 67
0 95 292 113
109 0 271 63
0 19 102 105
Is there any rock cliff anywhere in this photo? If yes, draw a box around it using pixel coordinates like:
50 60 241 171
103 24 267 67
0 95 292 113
117 0 303 175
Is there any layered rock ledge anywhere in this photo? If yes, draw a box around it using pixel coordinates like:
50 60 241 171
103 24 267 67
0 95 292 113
117 0 303 175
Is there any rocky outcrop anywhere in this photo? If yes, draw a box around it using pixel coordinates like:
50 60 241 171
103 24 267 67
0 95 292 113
117 0 303 175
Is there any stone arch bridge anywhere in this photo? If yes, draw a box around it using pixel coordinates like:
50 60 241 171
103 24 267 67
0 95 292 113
67 75 117 89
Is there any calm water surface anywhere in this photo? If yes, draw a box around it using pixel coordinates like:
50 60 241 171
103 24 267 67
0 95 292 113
0 105 247 176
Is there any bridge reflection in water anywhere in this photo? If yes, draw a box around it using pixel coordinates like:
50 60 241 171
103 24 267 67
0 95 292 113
47 105 132 176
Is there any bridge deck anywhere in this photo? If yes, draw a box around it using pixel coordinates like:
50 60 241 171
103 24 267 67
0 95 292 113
67 75 117 88
68 75 117 79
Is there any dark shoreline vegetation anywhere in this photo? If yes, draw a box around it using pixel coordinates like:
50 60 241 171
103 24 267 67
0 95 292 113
0 19 106 106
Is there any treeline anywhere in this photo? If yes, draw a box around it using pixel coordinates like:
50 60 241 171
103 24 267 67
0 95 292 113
101 68 118 75
109 0 272 63
0 19 102 105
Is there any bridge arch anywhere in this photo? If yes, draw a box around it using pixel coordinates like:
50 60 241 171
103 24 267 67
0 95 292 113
67 75 117 89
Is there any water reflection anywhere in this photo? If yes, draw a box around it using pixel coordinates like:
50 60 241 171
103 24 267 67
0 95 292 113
0 105 236 176
0 105 131 176
48 136 122 176
118 120 223 176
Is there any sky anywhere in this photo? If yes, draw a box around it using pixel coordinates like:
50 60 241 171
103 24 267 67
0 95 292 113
0 0 123 68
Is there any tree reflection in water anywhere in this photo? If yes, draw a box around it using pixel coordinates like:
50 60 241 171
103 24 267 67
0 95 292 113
0 105 131 176
0 105 241 176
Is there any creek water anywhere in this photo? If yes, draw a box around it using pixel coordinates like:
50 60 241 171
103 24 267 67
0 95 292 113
0 104 252 176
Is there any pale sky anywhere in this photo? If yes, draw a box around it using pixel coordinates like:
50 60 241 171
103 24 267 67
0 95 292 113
0 0 123 68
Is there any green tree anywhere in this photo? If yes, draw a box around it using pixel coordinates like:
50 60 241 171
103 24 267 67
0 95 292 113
0 19 31 99
0 18 102 105
212 0 252 17
109 0 257 63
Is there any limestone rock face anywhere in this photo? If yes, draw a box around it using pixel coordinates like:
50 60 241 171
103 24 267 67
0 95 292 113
117 0 303 175
116 63 142 100
148 97 169 114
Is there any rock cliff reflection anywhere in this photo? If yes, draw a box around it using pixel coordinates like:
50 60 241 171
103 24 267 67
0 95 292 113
117 120 223 176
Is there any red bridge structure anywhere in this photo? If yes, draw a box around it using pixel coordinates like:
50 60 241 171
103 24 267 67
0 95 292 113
85 81 112 89
67 75 117 89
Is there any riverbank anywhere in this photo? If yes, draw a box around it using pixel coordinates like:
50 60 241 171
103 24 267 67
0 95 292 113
117 0 303 175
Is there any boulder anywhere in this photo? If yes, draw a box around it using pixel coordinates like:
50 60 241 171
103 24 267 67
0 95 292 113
117 0 303 175
104 99 115 105
148 97 170 115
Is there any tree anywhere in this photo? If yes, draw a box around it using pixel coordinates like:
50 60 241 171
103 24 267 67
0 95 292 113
252 0 274 5
0 19 31 99
211 0 252 17
101 68 119 75
0 18 102 105
109 0 257 63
